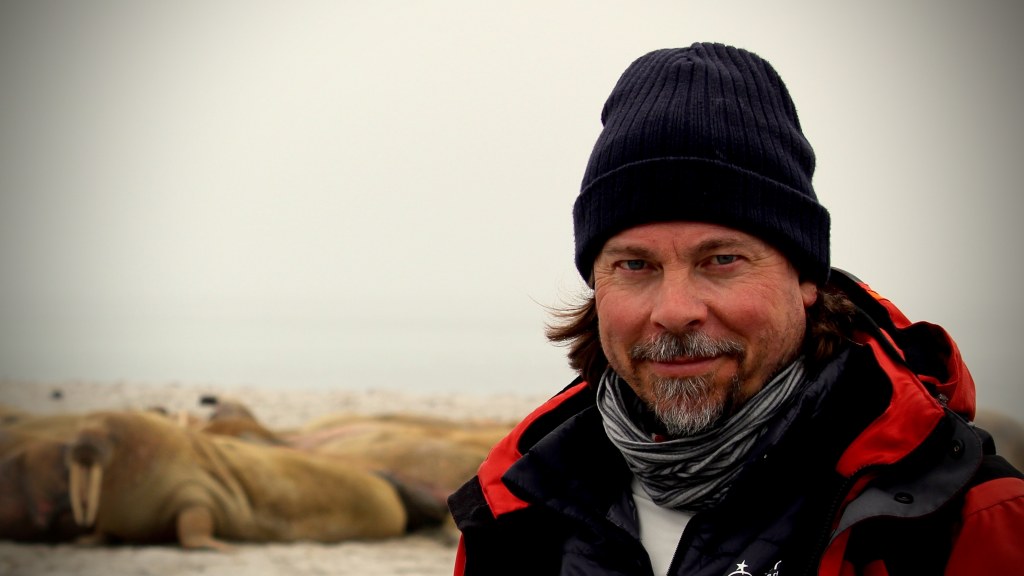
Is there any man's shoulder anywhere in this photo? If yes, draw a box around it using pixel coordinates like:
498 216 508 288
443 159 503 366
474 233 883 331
449 378 598 523
481 378 597 477
960 440 1024 516
511 378 596 449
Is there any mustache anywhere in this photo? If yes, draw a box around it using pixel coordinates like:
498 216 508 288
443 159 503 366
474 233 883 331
630 332 744 362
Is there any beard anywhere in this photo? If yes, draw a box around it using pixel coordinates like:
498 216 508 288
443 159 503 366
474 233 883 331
648 372 742 436
630 332 746 437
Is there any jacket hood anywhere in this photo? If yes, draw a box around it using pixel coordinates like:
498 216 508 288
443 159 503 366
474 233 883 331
827 269 976 477
831 269 975 418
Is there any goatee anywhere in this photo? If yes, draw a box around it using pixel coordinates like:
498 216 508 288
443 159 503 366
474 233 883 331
630 332 745 437
649 373 742 436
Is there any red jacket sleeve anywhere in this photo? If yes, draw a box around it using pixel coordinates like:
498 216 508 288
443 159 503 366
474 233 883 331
945 477 1024 574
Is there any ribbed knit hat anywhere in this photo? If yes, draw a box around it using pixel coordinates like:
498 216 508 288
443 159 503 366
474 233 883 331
573 42 830 284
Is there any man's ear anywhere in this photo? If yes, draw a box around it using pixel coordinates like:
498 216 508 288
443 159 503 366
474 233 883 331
800 281 819 308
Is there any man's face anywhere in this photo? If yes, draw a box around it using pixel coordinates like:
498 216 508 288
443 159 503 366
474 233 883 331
593 221 818 436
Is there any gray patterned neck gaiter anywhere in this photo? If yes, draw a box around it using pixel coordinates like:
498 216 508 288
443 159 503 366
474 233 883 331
597 360 807 511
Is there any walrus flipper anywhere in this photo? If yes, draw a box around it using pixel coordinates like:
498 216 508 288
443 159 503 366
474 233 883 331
177 505 234 552
379 473 450 532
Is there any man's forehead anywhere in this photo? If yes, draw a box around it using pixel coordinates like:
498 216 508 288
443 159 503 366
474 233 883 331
600 221 766 252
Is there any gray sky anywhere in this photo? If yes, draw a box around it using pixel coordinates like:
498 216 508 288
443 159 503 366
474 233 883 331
1 1 1021 413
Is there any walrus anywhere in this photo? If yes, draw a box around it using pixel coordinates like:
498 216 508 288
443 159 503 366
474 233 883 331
290 415 511 543
294 414 511 500
198 398 288 446
66 410 440 549
0 414 91 542
2 412 87 440
311 426 489 495
293 412 511 453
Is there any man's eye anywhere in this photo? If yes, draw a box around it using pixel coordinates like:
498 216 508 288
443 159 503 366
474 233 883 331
712 255 739 265
620 259 647 271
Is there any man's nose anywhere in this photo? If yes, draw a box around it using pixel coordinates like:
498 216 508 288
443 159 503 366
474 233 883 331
649 272 708 333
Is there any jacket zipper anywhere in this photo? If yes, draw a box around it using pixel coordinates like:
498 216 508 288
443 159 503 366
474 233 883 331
665 510 701 575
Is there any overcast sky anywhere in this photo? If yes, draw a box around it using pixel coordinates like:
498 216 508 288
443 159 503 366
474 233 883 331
0 1 1021 412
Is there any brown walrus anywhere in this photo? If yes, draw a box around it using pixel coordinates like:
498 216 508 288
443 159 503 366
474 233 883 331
293 413 511 501
198 398 288 446
289 413 511 543
66 410 440 549
294 412 511 453
0 414 91 542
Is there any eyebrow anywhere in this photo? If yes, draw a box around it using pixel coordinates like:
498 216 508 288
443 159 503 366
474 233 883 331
597 244 657 260
599 234 760 260
693 236 757 253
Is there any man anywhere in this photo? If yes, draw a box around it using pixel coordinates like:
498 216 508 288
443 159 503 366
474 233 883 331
448 42 1024 575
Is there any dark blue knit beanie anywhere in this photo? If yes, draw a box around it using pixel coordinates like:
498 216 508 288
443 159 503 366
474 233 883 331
573 42 830 284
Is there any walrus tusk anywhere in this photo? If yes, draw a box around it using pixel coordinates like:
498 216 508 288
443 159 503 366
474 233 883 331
85 463 103 526
69 462 103 527
70 462 84 525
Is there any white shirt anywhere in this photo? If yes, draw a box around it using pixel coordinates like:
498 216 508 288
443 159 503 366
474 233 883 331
631 476 693 576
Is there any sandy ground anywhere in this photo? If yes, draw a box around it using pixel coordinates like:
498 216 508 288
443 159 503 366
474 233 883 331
0 380 551 576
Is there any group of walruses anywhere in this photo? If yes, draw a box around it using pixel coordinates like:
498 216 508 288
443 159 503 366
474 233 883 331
3 395 1023 552
0 396 514 550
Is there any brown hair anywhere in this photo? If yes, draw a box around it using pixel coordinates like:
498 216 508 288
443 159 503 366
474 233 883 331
545 282 856 386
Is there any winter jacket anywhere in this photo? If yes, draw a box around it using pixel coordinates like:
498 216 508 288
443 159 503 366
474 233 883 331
448 271 1024 575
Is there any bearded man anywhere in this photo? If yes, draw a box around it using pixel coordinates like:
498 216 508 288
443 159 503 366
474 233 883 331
448 42 1024 576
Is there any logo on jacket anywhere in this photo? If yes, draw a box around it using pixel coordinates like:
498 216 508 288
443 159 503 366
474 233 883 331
728 560 782 576
728 562 752 576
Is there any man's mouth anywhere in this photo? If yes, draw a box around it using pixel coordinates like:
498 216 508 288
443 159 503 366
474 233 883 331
647 355 722 379
631 332 743 362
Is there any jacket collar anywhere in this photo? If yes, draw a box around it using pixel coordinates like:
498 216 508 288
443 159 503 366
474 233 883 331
502 406 630 520
475 380 597 517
